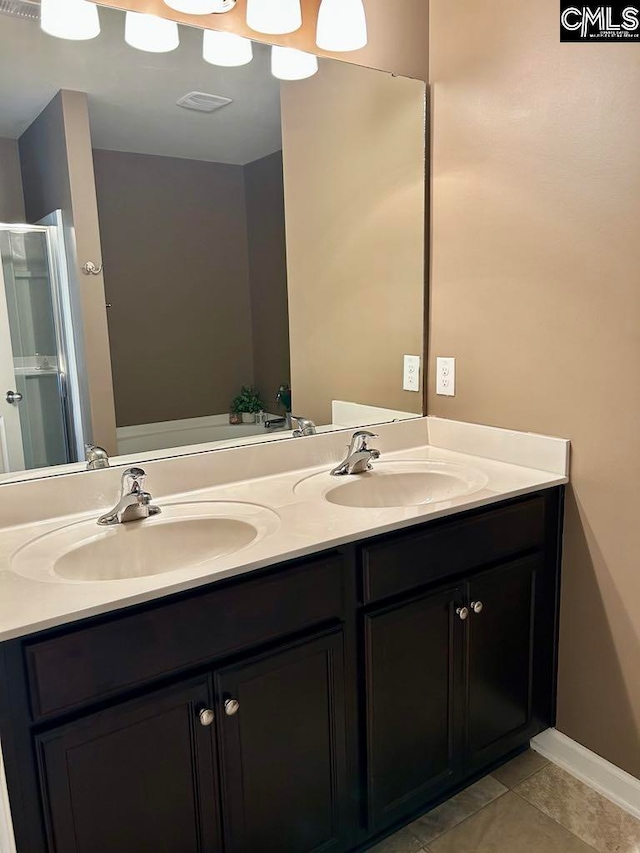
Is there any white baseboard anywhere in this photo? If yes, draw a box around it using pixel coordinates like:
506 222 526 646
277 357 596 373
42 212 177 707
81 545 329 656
531 728 640 820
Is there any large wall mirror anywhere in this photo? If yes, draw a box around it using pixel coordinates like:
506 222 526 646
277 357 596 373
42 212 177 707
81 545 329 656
0 4 426 483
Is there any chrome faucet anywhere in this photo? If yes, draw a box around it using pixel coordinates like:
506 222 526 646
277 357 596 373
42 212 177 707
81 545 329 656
291 416 317 437
86 444 110 471
97 467 161 526
330 430 380 476
264 413 317 435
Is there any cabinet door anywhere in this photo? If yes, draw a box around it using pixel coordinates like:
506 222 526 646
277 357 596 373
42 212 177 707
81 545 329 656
466 554 540 769
36 677 220 853
364 585 464 833
216 630 349 853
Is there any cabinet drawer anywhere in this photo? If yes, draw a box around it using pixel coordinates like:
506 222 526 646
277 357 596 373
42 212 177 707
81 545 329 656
26 552 346 720
360 497 545 603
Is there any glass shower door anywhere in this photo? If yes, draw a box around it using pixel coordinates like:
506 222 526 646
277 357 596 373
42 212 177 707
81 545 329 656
0 227 72 472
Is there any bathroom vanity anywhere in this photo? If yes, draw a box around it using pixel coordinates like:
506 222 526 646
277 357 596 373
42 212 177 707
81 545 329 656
0 4 569 848
0 419 568 853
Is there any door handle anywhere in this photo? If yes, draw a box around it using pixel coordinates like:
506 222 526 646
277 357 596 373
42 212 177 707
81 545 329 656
198 708 215 727
224 698 240 716
5 390 23 404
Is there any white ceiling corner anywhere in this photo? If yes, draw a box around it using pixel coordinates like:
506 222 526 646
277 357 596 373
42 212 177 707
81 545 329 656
0 6 283 165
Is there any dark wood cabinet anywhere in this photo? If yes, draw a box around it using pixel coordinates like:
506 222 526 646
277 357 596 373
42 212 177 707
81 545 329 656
34 630 350 853
465 555 540 770
364 585 464 832
363 549 557 832
35 677 221 853
216 630 349 853
0 489 563 853
25 552 346 721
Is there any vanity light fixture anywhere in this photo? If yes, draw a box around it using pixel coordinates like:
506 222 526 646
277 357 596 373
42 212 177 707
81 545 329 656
203 30 253 66
271 45 317 80
163 0 235 16
246 0 302 35
124 11 179 52
40 0 100 40
316 0 367 52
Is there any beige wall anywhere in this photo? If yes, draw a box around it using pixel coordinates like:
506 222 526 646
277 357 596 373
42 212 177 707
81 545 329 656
96 0 429 81
281 61 425 425
0 138 24 222
429 0 640 776
245 151 290 411
93 149 255 427
19 91 118 454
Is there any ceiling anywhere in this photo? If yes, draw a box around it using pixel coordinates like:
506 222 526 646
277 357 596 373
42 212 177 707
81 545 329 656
0 6 287 164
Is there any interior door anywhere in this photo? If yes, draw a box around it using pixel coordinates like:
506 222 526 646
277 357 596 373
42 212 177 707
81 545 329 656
0 227 71 472
0 255 25 472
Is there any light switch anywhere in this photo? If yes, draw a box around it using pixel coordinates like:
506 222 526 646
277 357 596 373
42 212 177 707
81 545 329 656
403 355 421 392
436 357 455 396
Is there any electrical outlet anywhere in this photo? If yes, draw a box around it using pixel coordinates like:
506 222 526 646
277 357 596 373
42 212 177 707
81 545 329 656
403 355 421 392
436 357 455 396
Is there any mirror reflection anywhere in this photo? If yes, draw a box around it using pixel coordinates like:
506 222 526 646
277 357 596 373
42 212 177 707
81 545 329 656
0 5 426 481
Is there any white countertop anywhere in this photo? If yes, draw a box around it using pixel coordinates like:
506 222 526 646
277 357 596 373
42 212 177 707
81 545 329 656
0 418 569 642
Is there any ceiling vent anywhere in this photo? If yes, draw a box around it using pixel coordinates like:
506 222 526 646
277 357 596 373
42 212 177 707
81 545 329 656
0 0 39 20
176 92 233 114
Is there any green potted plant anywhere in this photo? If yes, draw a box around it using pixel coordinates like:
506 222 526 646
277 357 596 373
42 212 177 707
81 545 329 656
231 386 265 424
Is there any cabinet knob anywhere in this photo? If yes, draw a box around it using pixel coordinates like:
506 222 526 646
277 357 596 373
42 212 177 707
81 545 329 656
471 600 484 614
199 708 215 727
456 606 469 621
224 698 240 716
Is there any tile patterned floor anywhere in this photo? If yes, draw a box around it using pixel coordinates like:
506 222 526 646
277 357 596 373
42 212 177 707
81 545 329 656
369 751 640 853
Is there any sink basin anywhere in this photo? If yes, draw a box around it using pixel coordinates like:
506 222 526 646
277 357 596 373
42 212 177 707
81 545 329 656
294 461 488 508
11 502 280 583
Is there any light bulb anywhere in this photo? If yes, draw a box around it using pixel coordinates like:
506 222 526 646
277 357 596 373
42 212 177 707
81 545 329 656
316 0 367 52
40 0 100 40
271 46 318 81
246 0 301 35
203 31 253 66
164 0 235 15
125 12 179 52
